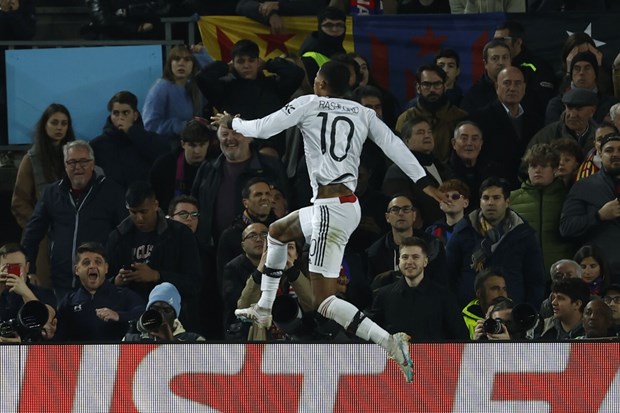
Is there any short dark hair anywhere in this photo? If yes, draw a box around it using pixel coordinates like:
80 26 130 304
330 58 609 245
435 49 460 67
231 39 259 59
483 39 511 62
400 116 431 142
417 63 447 83
473 268 504 292
75 242 107 262
453 120 483 140
399 236 428 257
107 91 138 112
552 278 591 313
489 296 514 314
550 138 584 164
0 243 26 260
331 53 361 87
352 85 383 103
496 20 525 40
319 60 351 97
522 143 560 169
181 119 215 143
241 177 272 199
167 195 198 216
126 181 156 208
479 177 511 199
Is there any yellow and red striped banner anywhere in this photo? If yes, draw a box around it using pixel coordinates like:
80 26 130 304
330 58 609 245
197 16 354 62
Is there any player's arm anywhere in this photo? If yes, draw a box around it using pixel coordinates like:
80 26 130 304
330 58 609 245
213 95 312 139
367 113 445 203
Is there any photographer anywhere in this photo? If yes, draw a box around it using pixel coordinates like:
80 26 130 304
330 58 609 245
474 297 540 340
125 282 204 342
0 243 56 342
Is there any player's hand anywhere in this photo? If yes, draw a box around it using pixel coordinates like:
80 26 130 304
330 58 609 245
122 262 160 283
96 307 120 322
423 185 447 204
598 199 620 221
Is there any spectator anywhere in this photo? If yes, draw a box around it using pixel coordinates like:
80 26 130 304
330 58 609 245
545 51 619 125
368 237 469 341
367 195 447 288
22 140 127 300
83 0 166 39
471 66 544 188
602 283 620 334
142 45 212 137
396 64 468 162
446 177 546 308
384 116 454 228
435 49 463 107
235 238 312 341
0 243 56 341
471 297 515 340
166 195 200 235
461 39 511 115
560 134 620 279
573 244 611 297
150 118 215 212
124 282 204 342
91 91 170 191
539 259 583 318
536 277 590 340
494 20 556 113
510 144 575 273
299 7 347 84
611 102 620 130
529 88 598 153
576 122 618 182
426 179 470 247
236 0 326 34
217 178 279 283
550 138 584 189
462 268 508 339
55 242 144 342
450 0 525 13
191 122 289 249
448 121 501 211
106 181 202 332
0 0 35 40
579 299 616 339
196 38 304 156
12 103 76 288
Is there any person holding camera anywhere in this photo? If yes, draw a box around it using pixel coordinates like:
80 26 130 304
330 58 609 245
462 268 508 339
54 242 145 342
0 243 56 342
125 282 204 342
473 297 513 340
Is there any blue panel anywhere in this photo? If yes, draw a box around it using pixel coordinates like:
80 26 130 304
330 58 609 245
5 45 162 144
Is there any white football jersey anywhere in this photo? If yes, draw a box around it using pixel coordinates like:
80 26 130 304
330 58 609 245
232 94 427 201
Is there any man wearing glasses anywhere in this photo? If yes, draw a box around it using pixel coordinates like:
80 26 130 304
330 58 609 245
602 283 620 335
367 195 447 289
22 140 127 300
395 64 467 162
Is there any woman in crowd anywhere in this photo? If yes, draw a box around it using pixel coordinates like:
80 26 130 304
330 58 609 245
11 103 76 287
142 44 212 137
573 245 611 297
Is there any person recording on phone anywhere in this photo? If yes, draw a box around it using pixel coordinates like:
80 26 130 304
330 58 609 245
54 242 144 342
124 282 204 342
0 243 56 342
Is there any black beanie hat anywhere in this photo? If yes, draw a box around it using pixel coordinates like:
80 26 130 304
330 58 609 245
570 51 599 79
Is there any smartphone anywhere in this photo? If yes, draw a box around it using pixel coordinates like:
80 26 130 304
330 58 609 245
6 263 20 276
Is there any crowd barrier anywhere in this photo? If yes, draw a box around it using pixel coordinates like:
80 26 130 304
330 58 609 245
1 342 618 412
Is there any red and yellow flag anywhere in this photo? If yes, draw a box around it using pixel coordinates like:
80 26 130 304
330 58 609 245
197 16 354 62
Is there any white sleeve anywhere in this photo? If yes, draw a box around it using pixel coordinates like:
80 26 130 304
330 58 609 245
231 95 312 140
367 112 428 183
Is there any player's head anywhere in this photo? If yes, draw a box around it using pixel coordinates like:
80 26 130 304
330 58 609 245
314 61 350 98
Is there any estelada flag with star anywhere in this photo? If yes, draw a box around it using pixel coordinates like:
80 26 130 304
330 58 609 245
197 16 355 62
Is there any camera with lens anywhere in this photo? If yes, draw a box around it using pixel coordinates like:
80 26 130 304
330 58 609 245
0 301 49 342
136 309 163 333
482 318 504 335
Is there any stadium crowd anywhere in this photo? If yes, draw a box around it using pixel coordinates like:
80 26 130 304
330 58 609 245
2 2 620 344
